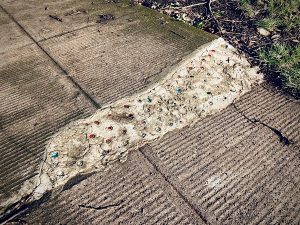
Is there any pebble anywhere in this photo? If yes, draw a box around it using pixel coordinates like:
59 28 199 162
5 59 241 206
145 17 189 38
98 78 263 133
77 160 83 166
176 87 182 94
257 27 270 36
271 34 280 40
57 170 64 176
155 127 161 132
127 114 134 120
51 152 59 158
89 134 95 138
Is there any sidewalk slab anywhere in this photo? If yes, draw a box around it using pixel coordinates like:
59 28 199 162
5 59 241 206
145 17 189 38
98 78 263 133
0 43 94 213
1 0 215 105
140 86 300 224
0 7 31 53
19 151 205 225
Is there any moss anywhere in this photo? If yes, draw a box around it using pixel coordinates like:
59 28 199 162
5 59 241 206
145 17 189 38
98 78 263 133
83 0 216 50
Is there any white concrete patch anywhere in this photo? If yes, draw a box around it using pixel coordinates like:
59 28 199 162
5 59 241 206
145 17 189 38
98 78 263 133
35 38 264 196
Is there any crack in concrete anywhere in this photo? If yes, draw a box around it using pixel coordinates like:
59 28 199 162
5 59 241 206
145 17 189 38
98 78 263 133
78 200 123 210
233 104 292 146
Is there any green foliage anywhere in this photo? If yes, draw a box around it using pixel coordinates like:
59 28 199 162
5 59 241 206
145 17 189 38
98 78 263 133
239 0 255 17
259 44 300 89
243 0 300 31
256 18 279 31
194 21 205 29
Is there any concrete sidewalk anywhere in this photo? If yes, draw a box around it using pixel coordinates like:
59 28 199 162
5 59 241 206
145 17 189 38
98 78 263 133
0 0 299 224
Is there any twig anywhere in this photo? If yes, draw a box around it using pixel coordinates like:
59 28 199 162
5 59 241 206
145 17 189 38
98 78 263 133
161 2 206 10
178 2 207 9
219 19 244 23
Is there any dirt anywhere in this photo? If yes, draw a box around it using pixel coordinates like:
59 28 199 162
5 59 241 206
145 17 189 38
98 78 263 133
138 0 300 98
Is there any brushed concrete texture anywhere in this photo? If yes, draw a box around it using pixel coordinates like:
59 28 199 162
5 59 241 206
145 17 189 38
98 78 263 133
15 86 300 224
1 0 216 105
1 0 299 224
19 151 206 225
0 7 31 53
0 43 95 212
0 0 215 215
141 85 300 225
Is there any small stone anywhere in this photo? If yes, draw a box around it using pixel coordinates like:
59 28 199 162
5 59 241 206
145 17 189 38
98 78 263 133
123 140 129 146
175 87 182 94
122 129 127 135
57 170 64 176
89 134 95 138
107 126 113 131
77 160 83 166
94 121 100 125
141 133 146 138
209 101 213 105
155 127 161 132
271 34 280 40
169 122 173 126
147 96 152 103
105 139 112 144
127 114 134 120
51 152 58 158
124 105 130 108
257 27 270 36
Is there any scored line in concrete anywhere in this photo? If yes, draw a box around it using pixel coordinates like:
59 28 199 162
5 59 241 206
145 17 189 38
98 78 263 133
139 147 211 224
0 4 100 109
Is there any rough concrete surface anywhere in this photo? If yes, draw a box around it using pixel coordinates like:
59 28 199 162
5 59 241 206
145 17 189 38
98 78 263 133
0 0 299 224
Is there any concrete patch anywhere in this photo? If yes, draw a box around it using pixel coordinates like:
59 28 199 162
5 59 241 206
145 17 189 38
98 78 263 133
34 38 263 202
